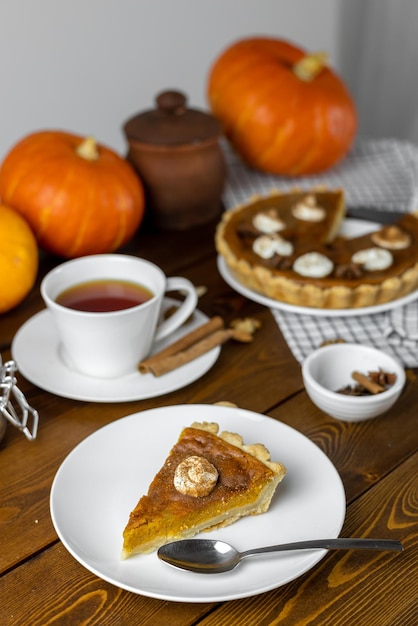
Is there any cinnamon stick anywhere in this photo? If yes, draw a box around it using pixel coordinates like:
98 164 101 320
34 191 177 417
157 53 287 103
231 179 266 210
142 328 237 377
351 371 385 394
138 316 224 374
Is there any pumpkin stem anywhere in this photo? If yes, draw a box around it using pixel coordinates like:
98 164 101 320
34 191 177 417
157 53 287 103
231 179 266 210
76 136 99 161
293 52 328 82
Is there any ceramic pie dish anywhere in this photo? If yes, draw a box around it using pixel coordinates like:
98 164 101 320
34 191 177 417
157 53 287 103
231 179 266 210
215 188 418 309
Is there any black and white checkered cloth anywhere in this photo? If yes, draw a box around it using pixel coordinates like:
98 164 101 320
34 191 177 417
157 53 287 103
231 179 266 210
223 137 418 213
221 137 418 368
271 303 418 368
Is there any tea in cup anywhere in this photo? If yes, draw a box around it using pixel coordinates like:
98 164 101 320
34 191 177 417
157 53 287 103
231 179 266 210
41 254 198 378
55 279 154 312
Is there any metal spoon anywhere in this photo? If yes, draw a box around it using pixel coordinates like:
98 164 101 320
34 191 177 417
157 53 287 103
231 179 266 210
157 537 403 573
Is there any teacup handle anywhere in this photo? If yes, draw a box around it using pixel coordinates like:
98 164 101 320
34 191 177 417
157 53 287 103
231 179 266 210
154 277 198 342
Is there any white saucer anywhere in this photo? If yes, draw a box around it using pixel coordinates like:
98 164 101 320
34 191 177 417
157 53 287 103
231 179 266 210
11 299 221 403
218 218 418 318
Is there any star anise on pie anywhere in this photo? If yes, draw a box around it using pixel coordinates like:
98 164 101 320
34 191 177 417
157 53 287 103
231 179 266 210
236 221 259 241
334 262 364 279
265 255 293 270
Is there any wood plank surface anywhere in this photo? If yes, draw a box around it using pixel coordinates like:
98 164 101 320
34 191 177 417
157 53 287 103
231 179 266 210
0 269 301 572
1 452 415 626
190 452 418 626
267 378 418 503
1 543 216 626
1 215 417 626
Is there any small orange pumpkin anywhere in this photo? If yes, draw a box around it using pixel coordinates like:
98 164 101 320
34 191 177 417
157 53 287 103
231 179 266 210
0 203 38 313
0 131 145 258
207 37 357 176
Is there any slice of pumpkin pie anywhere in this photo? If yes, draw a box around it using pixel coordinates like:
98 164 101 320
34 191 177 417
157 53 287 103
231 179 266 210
121 422 286 558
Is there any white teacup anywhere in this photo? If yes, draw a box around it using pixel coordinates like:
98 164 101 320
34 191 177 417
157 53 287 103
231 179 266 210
41 254 198 378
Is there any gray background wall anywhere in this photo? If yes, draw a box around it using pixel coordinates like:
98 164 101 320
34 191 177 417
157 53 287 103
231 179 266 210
1 0 416 161
0 0 340 158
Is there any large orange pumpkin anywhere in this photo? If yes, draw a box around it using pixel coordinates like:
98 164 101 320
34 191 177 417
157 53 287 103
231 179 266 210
0 203 38 313
0 131 145 258
207 37 357 176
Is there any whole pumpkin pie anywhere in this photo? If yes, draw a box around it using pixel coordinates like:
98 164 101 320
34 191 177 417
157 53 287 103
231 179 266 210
216 188 418 308
121 422 286 558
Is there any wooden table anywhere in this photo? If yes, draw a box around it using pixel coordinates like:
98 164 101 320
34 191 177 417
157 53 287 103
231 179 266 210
1 217 417 626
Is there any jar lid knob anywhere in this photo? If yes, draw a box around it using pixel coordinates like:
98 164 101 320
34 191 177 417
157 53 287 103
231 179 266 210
123 89 221 144
156 91 187 115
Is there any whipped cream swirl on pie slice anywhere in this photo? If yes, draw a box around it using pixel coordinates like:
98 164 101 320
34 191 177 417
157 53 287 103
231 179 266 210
351 247 393 271
292 194 326 222
293 252 334 278
371 225 411 250
174 455 219 497
253 234 294 259
252 210 285 234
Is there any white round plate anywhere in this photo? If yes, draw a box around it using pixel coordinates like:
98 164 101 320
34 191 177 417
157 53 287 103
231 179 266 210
217 218 418 317
50 404 346 602
11 299 220 403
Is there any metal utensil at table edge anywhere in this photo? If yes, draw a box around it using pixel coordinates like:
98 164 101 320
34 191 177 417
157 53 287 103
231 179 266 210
346 207 406 224
158 537 404 573
0 358 39 441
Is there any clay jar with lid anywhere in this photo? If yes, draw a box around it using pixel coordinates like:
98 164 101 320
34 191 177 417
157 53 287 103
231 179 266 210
123 90 226 230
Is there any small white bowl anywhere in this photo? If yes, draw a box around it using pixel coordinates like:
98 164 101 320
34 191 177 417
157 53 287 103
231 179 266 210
302 343 406 422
